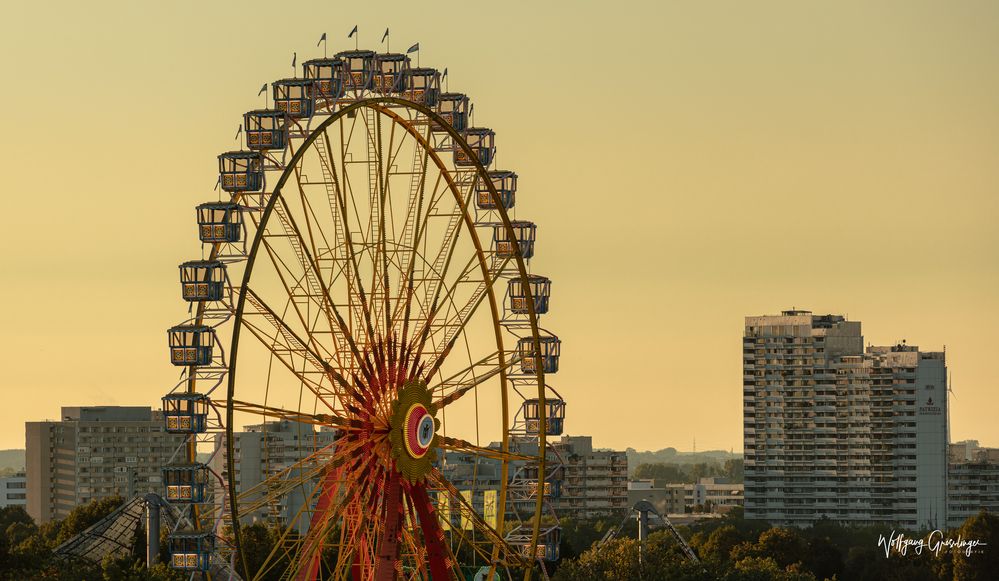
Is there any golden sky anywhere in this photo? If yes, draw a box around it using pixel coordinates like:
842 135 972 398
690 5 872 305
1 1 997 452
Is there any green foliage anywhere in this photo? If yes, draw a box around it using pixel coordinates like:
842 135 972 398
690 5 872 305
0 498 185 581
557 509 998 581
952 510 999 581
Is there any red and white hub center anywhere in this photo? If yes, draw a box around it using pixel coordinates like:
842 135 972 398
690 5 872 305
404 403 435 459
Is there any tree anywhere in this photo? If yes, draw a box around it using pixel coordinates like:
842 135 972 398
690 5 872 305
731 528 808 570
952 510 999 581
693 524 746 564
54 495 125 545
727 557 816 581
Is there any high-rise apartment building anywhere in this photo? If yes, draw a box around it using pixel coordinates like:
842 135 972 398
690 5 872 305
743 310 948 529
25 406 186 523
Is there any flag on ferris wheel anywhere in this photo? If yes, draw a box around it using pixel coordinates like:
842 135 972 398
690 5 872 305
348 25 358 38
316 32 326 47
442 68 448 80
291 52 296 68
382 28 389 43
257 84 267 96
407 43 419 54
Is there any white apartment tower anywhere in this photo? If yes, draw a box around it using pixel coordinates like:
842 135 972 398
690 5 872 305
743 310 947 529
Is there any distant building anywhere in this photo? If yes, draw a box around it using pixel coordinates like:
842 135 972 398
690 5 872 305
743 311 948 529
212 419 337 531
444 434 629 521
628 477 743 515
0 472 27 508
554 436 629 518
25 406 186 523
947 440 999 528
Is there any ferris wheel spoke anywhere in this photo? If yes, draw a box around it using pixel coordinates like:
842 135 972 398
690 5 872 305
426 470 525 568
251 214 349 372
240 288 355 403
273 193 374 378
437 436 532 463
433 349 516 409
228 398 360 432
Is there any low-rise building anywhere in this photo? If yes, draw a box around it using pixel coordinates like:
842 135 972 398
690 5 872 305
628 477 744 515
948 440 999 528
0 472 27 508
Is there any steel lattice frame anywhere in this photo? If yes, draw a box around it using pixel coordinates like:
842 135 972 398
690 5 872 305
164 49 564 581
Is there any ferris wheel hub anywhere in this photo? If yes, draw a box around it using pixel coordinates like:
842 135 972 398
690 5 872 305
388 379 440 483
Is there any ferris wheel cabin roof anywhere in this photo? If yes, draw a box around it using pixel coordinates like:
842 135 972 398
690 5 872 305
303 57 343 67
488 169 517 178
168 324 211 333
335 49 375 59
273 78 314 87
218 150 261 160
375 52 408 62
196 201 240 211
163 392 209 402
179 259 223 269
245 108 286 118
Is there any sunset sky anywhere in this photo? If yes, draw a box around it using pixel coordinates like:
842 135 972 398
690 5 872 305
1 1 997 452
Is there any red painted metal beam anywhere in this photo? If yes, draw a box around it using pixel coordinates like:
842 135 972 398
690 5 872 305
407 482 454 581
373 473 403 581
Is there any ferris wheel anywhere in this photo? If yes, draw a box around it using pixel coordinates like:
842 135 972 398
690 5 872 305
161 33 566 581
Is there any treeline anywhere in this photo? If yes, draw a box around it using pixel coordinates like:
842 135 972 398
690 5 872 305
632 458 744 484
626 447 740 469
553 508 999 581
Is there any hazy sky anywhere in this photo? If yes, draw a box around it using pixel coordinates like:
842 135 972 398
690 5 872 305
1 1 997 452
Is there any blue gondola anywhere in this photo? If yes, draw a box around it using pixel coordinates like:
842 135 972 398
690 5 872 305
196 202 243 243
435 93 469 132
508 276 551 315
243 109 287 150
273 79 315 119
476 170 516 210
373 53 410 94
454 127 495 167
521 397 565 435
162 393 209 434
517 336 561 374
218 151 263 193
402 68 441 106
179 260 226 302
303 58 345 102
168 325 214 367
493 221 535 259
163 463 210 504
169 531 215 571
508 526 561 562
528 478 562 500
336 50 376 92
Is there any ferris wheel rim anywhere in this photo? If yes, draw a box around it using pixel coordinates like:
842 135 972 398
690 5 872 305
212 96 553 580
